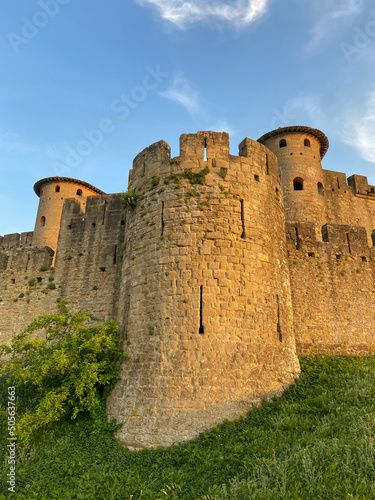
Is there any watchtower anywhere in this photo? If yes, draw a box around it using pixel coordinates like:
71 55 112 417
32 177 105 255
106 131 300 448
258 126 329 239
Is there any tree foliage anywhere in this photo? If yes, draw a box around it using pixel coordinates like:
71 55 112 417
0 300 126 441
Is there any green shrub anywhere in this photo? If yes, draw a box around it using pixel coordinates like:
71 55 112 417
219 167 228 180
150 176 160 189
121 186 139 213
0 301 126 442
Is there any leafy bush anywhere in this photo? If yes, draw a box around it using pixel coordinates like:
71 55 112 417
150 176 160 189
0 300 126 442
219 167 228 180
121 185 139 213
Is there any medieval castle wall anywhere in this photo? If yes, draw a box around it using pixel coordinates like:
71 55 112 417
0 126 374 448
286 221 375 355
106 132 299 447
0 193 124 347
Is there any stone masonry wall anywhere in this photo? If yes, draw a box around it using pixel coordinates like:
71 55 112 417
106 132 300 448
0 247 56 347
286 221 375 355
0 194 125 347
323 171 375 247
54 193 125 320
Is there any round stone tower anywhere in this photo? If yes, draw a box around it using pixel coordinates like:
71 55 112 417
258 126 329 239
33 177 105 254
107 131 300 448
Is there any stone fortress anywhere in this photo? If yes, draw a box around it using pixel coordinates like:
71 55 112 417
0 126 374 448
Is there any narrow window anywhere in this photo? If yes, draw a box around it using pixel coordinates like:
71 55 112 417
295 227 300 251
92 223 96 229
68 224 72 230
40 216 46 227
120 220 125 226
55 185 60 193
318 182 324 195
372 230 375 246
102 200 107 225
199 286 204 335
76 189 82 196
346 233 352 254
266 154 269 175
204 138 208 162
293 178 304 191
322 225 329 242
37 277 42 283
113 245 117 265
304 138 311 147
279 139 287 148
100 267 106 272
161 202 165 236
337 177 340 190
277 295 282 343
254 174 260 182
308 252 315 258
240 200 246 239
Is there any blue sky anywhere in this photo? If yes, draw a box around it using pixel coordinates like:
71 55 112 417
1 0 375 235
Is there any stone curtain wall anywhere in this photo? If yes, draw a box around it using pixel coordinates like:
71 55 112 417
286 221 375 355
55 194 125 320
323 171 375 247
107 132 300 448
0 247 56 347
0 194 125 347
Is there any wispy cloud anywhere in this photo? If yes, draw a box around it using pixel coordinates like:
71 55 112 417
208 119 238 136
283 93 327 126
135 0 271 29
0 133 41 155
158 72 203 118
306 0 363 51
341 90 375 164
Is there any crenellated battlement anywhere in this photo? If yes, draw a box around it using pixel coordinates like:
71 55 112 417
286 221 373 257
0 232 34 251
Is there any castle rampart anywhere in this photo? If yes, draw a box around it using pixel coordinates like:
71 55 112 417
0 125 374 449
106 132 300 448
286 221 375 356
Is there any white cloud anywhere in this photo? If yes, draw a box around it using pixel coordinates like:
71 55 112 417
341 90 375 164
158 72 203 118
135 0 270 29
306 0 363 51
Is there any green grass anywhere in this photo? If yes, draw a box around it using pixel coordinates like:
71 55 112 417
1 355 375 499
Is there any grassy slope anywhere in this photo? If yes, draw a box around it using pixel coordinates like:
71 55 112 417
1 355 375 500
